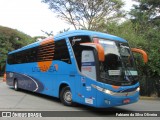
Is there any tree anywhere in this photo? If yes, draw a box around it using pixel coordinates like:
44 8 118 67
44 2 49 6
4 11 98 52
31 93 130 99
58 28 70 33
129 0 160 96
130 0 160 33
104 21 146 47
33 36 46 41
42 0 125 30
129 0 160 76
0 26 34 74
41 30 54 36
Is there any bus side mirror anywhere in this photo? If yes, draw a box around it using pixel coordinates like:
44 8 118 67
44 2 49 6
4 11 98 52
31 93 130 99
131 48 148 63
80 43 105 62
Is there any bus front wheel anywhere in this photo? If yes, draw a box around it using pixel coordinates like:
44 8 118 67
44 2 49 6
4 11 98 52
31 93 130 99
60 86 73 106
14 80 19 91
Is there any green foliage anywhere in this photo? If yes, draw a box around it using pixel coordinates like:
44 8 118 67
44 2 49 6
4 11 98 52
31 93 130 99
129 0 160 77
0 26 34 73
103 21 146 47
130 0 160 35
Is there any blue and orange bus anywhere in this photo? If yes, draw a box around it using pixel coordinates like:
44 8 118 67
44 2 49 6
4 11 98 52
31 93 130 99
5 30 148 108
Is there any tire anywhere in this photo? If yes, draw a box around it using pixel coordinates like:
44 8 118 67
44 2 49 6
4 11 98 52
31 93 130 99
14 80 19 91
60 86 73 106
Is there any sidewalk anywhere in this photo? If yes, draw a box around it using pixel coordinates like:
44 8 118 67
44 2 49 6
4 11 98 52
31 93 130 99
140 96 160 100
0 77 3 82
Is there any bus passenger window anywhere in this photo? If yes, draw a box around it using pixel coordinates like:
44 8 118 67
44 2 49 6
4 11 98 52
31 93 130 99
54 40 71 64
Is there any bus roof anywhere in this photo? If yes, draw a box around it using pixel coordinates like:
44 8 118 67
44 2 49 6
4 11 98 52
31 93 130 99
55 30 127 43
8 30 127 54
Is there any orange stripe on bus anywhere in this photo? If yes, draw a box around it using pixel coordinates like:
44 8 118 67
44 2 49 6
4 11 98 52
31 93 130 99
40 38 54 45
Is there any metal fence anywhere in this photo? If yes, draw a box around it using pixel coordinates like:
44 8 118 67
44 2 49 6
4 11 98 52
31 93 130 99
139 76 160 97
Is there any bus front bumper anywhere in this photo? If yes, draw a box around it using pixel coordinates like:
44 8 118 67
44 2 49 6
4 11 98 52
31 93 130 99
96 89 139 108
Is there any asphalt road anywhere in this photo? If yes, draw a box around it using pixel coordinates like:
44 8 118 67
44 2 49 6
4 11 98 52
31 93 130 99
0 79 160 120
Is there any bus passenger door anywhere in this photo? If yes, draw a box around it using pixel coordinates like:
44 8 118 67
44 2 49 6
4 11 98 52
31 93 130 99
76 50 97 106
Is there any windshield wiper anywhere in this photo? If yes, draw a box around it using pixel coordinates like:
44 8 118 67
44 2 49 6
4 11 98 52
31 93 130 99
122 59 136 82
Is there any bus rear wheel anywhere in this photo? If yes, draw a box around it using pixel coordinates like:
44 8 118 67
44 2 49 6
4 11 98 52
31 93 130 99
60 86 73 106
14 80 19 91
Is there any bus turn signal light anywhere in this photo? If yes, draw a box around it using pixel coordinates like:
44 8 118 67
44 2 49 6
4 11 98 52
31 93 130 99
3 73 6 82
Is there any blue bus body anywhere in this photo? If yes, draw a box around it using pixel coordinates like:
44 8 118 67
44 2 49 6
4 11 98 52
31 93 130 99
6 30 140 108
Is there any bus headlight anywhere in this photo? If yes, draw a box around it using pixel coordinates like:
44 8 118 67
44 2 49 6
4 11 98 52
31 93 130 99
136 87 140 92
91 84 140 96
91 84 114 95
103 89 113 95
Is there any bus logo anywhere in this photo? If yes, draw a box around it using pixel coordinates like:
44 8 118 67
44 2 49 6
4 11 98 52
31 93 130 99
38 61 52 72
54 64 58 71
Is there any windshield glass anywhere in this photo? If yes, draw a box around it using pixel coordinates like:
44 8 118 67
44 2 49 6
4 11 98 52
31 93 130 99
118 43 137 76
96 38 138 86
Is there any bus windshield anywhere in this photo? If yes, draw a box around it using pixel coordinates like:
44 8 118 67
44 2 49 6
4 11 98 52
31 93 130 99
97 38 138 86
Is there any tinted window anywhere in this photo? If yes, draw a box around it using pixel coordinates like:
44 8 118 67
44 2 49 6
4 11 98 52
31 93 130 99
7 39 71 64
37 40 54 62
54 40 71 64
7 47 38 64
69 35 91 70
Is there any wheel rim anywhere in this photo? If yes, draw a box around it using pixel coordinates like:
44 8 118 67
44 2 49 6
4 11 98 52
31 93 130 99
15 81 17 89
64 91 72 103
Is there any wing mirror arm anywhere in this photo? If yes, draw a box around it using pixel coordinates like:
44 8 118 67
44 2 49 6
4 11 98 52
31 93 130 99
80 43 105 62
131 48 148 63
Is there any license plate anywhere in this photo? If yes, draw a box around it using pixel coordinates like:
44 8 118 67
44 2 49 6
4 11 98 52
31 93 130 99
123 99 130 104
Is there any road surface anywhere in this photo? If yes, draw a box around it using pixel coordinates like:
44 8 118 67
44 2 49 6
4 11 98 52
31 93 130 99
0 80 159 120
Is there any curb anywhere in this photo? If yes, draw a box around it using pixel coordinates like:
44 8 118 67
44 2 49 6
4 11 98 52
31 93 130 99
140 96 160 100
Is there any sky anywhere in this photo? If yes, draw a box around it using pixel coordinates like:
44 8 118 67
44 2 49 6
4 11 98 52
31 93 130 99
0 0 138 37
